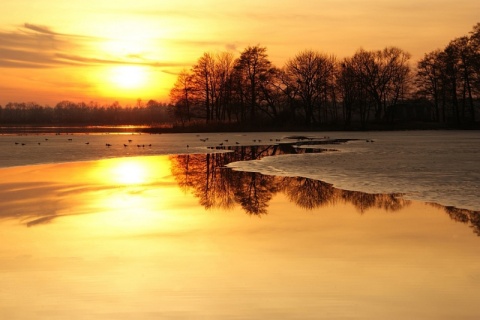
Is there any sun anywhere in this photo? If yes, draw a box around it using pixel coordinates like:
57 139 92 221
110 65 148 90
92 64 162 101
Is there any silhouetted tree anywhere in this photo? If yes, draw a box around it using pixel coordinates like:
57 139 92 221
170 52 237 124
471 24 480 97
338 54 374 127
213 51 236 122
284 50 337 125
349 47 411 123
415 23 480 125
191 53 216 122
233 45 273 123
170 69 195 125
415 50 444 121
446 36 477 123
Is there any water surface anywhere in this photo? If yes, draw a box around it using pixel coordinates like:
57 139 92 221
1 154 480 319
2 130 479 210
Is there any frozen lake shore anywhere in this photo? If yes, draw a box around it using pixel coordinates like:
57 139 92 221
1 130 479 211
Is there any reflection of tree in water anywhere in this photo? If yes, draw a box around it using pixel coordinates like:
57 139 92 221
233 172 277 215
341 191 410 214
170 145 408 215
170 145 480 236
171 143 324 214
171 153 236 210
279 177 409 213
429 204 480 236
170 146 280 214
280 177 336 210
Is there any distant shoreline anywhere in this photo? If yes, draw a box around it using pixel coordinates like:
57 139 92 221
1 121 478 135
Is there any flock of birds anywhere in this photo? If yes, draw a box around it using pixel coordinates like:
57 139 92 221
14 135 288 149
12 134 374 149
187 137 284 149
13 137 154 148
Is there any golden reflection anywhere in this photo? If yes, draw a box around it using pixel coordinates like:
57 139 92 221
85 156 182 233
90 156 168 186
111 159 148 184
2 156 480 319
0 156 186 231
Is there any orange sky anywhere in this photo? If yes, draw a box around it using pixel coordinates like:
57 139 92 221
1 0 479 106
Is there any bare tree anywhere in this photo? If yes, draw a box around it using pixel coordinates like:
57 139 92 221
339 47 411 124
415 50 443 121
471 23 480 93
214 51 235 122
284 50 337 125
169 69 195 124
190 52 217 122
338 53 374 127
233 45 272 123
448 36 477 122
415 23 480 125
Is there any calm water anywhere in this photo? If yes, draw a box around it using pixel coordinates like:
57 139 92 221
1 130 479 210
1 130 480 319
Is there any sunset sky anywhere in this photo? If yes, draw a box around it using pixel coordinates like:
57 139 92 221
1 0 479 106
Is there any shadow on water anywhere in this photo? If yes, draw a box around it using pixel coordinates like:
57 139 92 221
170 143 480 236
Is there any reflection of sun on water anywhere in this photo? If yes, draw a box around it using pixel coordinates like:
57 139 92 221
113 160 148 185
90 156 172 186
85 156 185 232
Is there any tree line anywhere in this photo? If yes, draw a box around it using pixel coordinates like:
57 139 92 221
416 23 480 124
1 23 479 130
170 23 480 129
0 100 173 126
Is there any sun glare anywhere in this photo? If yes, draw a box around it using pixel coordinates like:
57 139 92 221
110 66 147 90
89 156 173 186
113 160 148 185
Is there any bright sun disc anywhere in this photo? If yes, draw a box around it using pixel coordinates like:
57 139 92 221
110 65 147 89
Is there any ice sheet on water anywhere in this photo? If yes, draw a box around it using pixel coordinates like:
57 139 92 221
227 131 480 211
1 130 479 211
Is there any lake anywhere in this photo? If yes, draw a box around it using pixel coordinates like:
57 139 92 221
1 130 479 319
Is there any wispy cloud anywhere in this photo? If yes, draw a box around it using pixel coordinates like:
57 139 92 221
164 38 240 53
0 23 181 69
23 23 58 35
55 53 184 68
0 23 88 68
